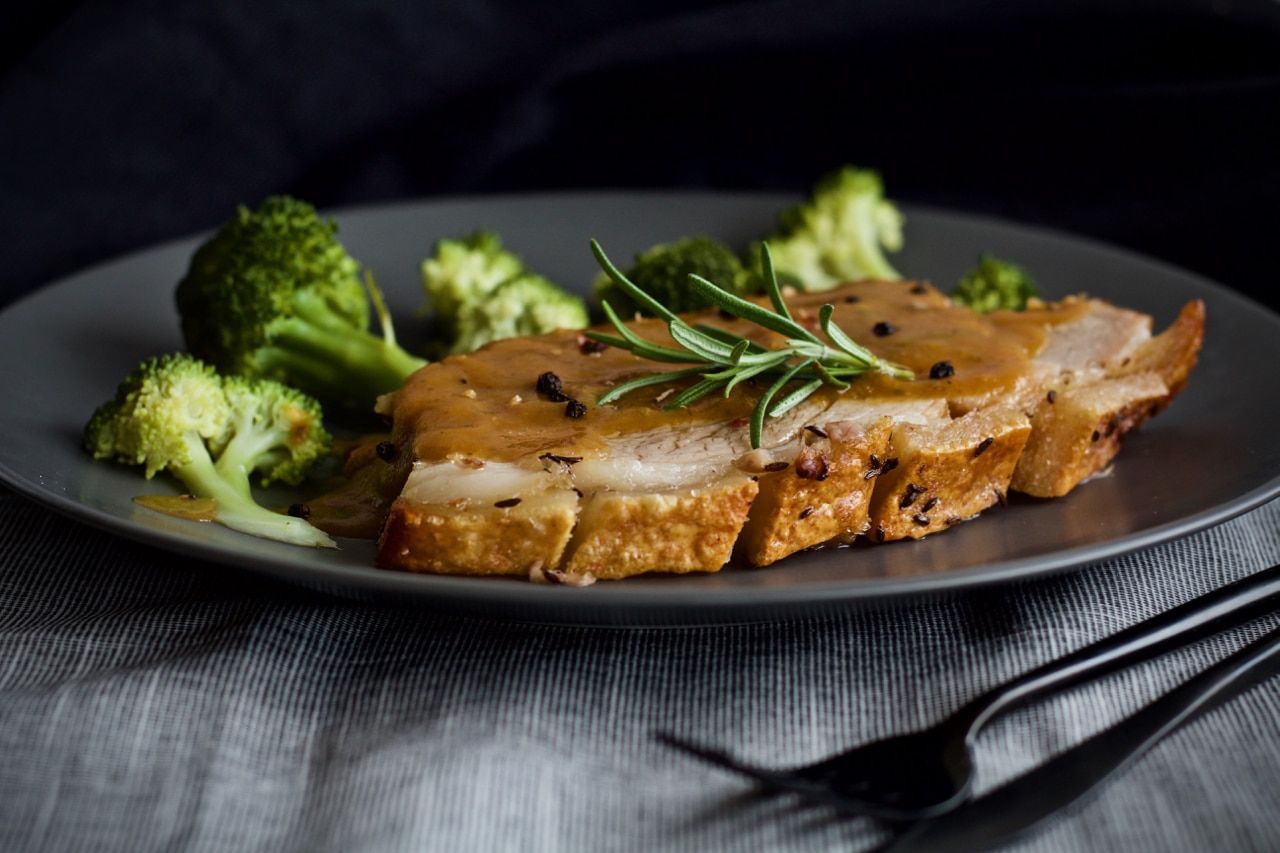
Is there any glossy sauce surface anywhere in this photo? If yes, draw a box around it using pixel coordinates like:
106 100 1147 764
383 281 1089 464
134 494 219 522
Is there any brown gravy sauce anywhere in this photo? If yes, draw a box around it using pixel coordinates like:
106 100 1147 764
134 494 219 522
307 281 1089 539
304 434 411 539
386 280 1088 464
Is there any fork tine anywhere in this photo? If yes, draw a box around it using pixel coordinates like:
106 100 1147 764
654 732 831 798
655 732 750 773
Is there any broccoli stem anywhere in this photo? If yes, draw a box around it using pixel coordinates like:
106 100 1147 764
261 293 427 409
214 420 289 489
171 445 335 548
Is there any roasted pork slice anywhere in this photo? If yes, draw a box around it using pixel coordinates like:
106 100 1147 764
378 458 582 578
1007 298 1205 497
349 280 1203 581
556 468 759 581
866 404 1032 541
735 414 895 566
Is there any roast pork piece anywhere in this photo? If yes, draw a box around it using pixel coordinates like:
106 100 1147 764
364 280 1203 583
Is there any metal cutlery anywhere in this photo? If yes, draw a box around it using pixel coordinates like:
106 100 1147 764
878 623 1280 851
659 562 1280 821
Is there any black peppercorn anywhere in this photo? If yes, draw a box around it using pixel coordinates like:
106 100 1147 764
537 371 568 401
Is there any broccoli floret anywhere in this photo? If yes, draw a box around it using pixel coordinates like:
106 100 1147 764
175 195 427 415
594 235 763 317
951 253 1040 312
750 166 905 291
450 272 589 354
421 230 587 353
84 353 336 548
421 231 525 339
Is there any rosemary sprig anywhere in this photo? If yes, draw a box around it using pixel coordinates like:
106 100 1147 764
587 240 914 449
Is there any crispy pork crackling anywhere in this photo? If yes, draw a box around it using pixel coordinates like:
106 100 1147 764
311 279 1203 584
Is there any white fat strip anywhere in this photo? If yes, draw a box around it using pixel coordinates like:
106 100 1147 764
572 458 741 493
823 397 948 425
402 390 950 505
402 460 563 504
1033 302 1151 372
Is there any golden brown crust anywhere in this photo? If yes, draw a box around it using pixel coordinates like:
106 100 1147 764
1112 300 1205 404
377 490 578 576
738 417 893 566
867 405 1032 540
1010 299 1205 498
558 473 758 579
1010 373 1168 497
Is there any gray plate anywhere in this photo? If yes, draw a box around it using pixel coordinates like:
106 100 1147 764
2 191 1278 625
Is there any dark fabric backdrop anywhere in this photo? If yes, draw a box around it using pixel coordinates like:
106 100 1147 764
2 0 1277 312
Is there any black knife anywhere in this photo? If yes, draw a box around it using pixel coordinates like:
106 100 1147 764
877 624 1280 852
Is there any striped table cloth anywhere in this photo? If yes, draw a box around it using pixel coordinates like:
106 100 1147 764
2 485 1279 852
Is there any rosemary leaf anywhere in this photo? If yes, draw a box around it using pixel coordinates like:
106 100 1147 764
810 360 853 391
820 304 914 379
758 243 793 322
691 324 769 356
592 302 694 364
590 239 679 323
721 351 794 395
769 377 825 418
668 320 743 363
596 366 707 406
665 376 730 410
588 240 913 448
751 360 810 449
687 274 821 345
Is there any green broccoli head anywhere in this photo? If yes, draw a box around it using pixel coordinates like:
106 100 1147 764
175 195 427 415
751 166 905 291
84 353 232 480
421 230 588 354
84 353 335 548
451 272 589 354
219 374 331 488
594 236 764 318
421 230 525 339
951 253 1040 313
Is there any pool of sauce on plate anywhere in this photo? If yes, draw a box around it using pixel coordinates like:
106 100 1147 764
134 494 219 522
